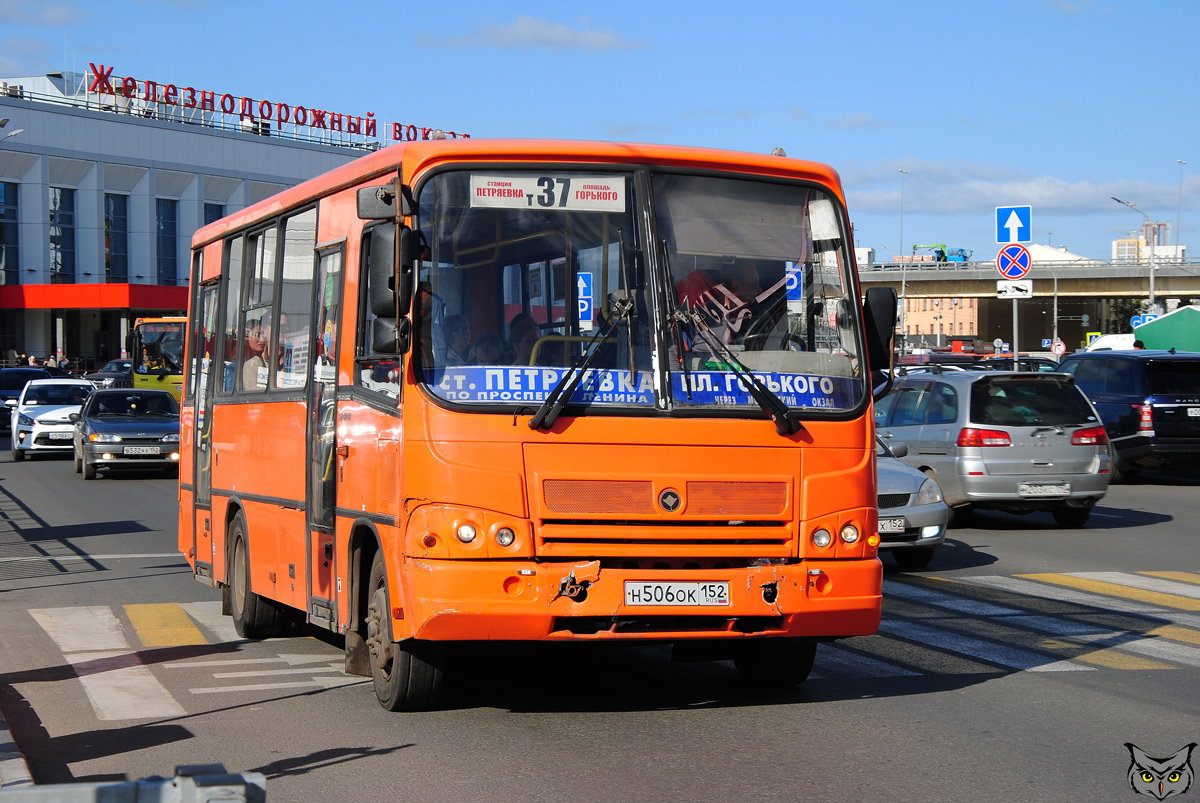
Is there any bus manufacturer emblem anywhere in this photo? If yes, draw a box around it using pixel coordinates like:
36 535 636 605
659 489 681 512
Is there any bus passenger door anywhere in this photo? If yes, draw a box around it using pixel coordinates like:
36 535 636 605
306 246 344 625
192 284 220 577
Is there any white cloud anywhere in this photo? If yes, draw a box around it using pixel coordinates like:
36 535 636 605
0 0 80 26
418 16 649 52
0 36 57 76
788 107 809 121
822 112 883 131
844 159 1196 217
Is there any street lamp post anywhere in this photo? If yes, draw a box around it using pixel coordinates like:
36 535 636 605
1178 160 1187 257
0 118 22 145
898 168 908 357
1112 196 1158 314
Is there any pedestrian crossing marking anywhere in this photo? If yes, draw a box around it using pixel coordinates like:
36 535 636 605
1139 571 1200 588
1018 573 1200 611
836 634 1002 675
1070 572 1200 601
125 603 208 647
1145 624 1200 648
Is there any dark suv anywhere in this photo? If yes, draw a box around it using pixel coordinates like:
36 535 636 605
0 368 52 431
1056 350 1200 478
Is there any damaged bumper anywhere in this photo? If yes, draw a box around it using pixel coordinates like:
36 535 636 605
402 557 882 641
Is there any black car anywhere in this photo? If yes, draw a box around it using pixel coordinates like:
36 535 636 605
70 389 180 479
0 368 52 431
1057 350 1200 480
83 359 134 389
973 357 1061 373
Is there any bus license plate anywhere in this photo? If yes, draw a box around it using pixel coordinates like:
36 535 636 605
624 581 730 607
1018 482 1070 497
878 517 906 533
123 446 160 456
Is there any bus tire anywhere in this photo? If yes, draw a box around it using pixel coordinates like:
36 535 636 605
733 638 818 688
229 512 284 639
365 549 443 711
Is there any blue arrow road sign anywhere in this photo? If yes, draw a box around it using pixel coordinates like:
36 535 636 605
577 272 594 330
996 205 1032 244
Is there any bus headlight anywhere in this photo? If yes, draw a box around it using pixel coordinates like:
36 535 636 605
812 528 832 548
495 527 516 547
455 523 477 543
840 524 860 544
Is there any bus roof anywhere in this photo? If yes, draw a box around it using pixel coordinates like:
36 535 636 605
192 139 846 249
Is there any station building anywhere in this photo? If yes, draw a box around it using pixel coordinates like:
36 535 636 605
0 65 459 367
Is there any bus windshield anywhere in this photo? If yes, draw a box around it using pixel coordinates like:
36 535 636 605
415 169 864 416
136 320 185 373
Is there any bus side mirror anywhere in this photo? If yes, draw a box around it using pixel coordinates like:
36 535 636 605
372 318 411 356
368 224 414 318
863 287 897 374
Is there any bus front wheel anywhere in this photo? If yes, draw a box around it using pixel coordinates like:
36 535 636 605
365 550 444 711
733 638 818 688
229 512 284 639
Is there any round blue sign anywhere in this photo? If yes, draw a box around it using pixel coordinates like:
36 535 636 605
996 243 1031 279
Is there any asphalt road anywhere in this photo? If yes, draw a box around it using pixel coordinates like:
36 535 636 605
0 440 1197 802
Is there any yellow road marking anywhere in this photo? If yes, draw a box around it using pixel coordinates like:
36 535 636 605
125 603 208 647
1017 574 1200 611
1069 649 1173 670
1141 571 1200 587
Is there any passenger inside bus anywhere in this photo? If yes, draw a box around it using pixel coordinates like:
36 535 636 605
471 333 503 365
242 320 269 391
442 315 473 366
507 318 540 366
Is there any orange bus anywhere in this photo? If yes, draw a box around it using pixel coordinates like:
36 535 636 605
178 139 897 710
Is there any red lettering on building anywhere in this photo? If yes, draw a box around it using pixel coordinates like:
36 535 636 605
164 84 178 105
220 94 235 114
311 109 327 129
183 87 197 108
121 77 137 98
200 90 215 112
88 63 114 94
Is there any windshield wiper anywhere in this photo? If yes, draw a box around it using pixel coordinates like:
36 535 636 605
528 299 633 431
674 308 804 436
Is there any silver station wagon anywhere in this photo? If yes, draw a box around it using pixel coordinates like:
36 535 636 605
874 371 1112 527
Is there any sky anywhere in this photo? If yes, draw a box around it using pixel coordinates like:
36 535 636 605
3 0 1198 262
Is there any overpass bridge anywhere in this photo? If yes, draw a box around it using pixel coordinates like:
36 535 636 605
857 257 1200 352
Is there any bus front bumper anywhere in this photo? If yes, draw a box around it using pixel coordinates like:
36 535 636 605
401 558 882 642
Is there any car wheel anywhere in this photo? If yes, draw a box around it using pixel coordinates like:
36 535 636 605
11 445 23 461
733 638 818 688
228 512 285 639
365 549 445 711
1052 506 1091 528
82 452 96 480
893 547 937 569
74 447 81 474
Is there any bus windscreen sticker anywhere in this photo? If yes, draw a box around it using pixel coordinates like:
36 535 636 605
431 366 855 409
470 175 625 212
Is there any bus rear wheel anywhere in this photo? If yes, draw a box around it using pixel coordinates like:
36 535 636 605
229 512 284 639
365 550 444 711
733 638 818 688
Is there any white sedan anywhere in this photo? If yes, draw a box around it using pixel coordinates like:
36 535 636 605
7 378 94 460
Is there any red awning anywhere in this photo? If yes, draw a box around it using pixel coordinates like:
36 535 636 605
0 284 189 310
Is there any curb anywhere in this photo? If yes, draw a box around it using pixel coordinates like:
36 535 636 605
0 709 33 788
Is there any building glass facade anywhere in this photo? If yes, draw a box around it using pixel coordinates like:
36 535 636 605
104 193 128 283
0 182 16 285
156 198 177 286
49 187 75 284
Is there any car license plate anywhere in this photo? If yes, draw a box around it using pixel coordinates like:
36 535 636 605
878 517 906 533
624 581 730 607
1189 408 1200 417
123 446 160 456
48 432 72 440
1018 482 1070 497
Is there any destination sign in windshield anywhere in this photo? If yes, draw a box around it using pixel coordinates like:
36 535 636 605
470 175 625 212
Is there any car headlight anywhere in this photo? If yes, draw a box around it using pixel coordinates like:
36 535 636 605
161 433 180 443
17 414 33 426
915 478 943 505
89 433 122 443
